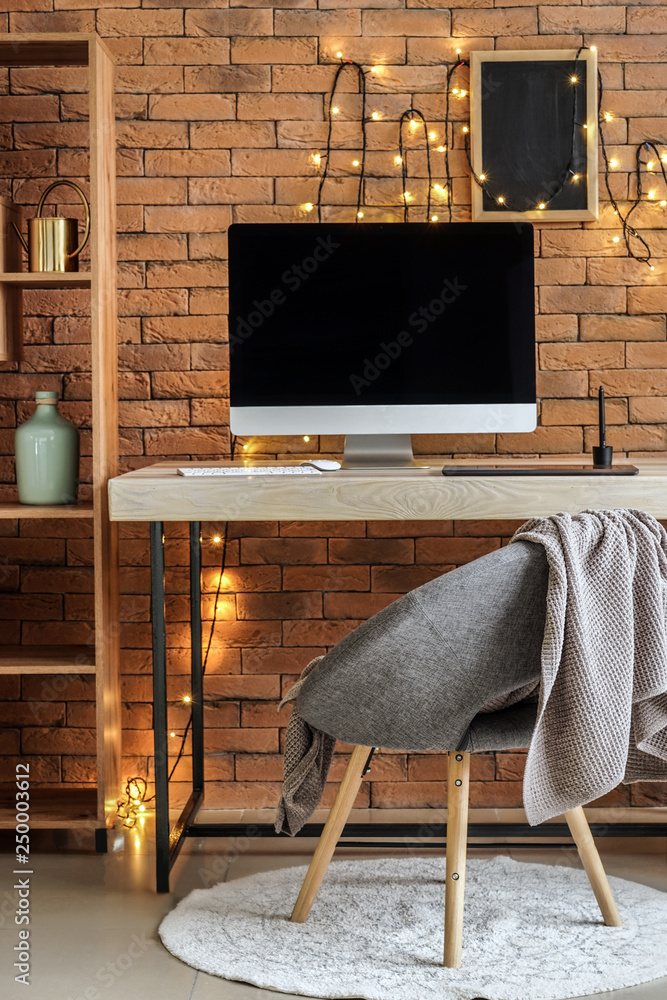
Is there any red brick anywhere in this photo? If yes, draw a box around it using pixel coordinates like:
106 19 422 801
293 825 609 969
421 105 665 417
324 592 398 618
329 538 414 564
241 538 328 565
539 343 625 371
242 647 325 674
97 8 183 35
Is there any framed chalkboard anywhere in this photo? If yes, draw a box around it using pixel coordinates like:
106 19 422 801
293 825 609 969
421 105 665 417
469 49 598 222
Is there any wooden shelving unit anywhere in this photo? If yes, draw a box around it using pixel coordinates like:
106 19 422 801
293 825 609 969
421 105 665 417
0 34 120 842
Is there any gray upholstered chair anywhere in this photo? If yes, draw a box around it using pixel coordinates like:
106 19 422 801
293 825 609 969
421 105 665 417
287 539 621 967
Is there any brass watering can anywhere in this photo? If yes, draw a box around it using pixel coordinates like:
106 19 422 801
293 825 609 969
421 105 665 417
12 180 90 273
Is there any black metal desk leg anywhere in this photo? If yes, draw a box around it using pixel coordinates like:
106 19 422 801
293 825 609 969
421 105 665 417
150 521 170 892
190 522 204 793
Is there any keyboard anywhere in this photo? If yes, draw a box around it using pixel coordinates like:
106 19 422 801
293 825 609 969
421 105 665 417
177 466 322 477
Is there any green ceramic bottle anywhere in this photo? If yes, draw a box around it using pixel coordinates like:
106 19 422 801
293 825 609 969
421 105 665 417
15 390 79 505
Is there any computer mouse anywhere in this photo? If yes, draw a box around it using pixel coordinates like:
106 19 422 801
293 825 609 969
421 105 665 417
300 459 342 471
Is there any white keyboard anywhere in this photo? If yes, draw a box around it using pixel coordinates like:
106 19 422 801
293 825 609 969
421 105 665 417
177 466 322 477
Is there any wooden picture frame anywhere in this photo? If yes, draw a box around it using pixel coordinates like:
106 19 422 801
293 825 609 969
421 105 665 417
469 49 598 223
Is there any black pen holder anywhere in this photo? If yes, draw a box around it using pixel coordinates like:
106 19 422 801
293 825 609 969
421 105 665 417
592 445 613 468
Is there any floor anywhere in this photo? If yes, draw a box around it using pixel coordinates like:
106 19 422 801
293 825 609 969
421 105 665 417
1 810 666 1000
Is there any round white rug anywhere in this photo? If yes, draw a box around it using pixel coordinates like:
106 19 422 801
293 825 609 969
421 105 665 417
159 855 667 1000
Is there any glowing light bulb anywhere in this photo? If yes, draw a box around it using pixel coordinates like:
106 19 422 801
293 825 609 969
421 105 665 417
403 191 410 199
243 444 248 450
452 87 459 95
538 203 546 210
213 535 221 544
183 694 192 704
431 215 438 221
590 45 597 51
609 158 618 168
661 200 667 207
437 145 446 153
312 153 321 165
650 265 656 270
571 76 578 84
497 196 505 204
583 123 588 129
647 161 655 170
372 111 381 120
434 183 443 191
139 804 145 812
303 435 310 442
371 66 378 73
336 51 342 58
662 155 667 163
331 106 339 115
649 190 657 200
429 131 436 140
410 118 417 129
394 155 402 165
357 211 364 218
456 48 462 54
572 173 580 181
459 89 467 98
170 731 176 738
462 125 469 134
304 202 313 212
479 173 486 181
613 236 620 243
352 159 359 167
604 112 613 122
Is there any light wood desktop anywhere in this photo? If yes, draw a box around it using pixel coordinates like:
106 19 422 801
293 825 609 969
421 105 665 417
109 456 667 523
107 455 667 891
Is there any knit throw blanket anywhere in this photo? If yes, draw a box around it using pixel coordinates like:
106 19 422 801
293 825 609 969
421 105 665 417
276 508 667 835
513 507 667 825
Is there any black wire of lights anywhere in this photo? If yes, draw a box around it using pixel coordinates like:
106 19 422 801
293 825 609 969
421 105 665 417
116 434 238 827
317 58 368 223
398 109 435 223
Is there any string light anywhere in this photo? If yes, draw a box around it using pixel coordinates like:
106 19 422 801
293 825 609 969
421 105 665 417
170 731 176 738
303 202 313 211
429 131 436 140
431 214 438 221
609 158 618 168
456 48 462 55
242 444 248 450
116 778 149 830
538 202 546 210
572 173 580 181
604 112 613 122
661 200 667 207
649 189 657 200
571 76 578 83
437 145 446 153
613 236 620 242
183 694 192 704
394 155 402 165
319 59 367 222
434 183 443 192
303 435 310 442
452 87 459 95
458 89 467 99
336 51 342 58
213 535 221 543
312 153 321 165
357 210 364 218
647 161 655 170
331 106 339 115
590 45 597 51
462 125 469 134
497 196 505 204
352 159 359 167
410 118 418 129
399 108 434 222
372 111 381 120
479 173 486 181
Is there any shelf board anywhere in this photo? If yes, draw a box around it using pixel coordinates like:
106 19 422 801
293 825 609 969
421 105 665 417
0 645 95 675
0 502 93 519
0 786 98 829
0 34 94 67
0 272 91 288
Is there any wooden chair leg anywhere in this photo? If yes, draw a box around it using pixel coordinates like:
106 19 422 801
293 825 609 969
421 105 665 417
444 751 470 968
564 805 622 927
290 744 373 923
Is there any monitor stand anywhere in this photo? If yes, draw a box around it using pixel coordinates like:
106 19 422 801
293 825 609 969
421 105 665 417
341 434 429 470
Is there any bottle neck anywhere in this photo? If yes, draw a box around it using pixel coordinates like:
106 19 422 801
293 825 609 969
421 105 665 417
33 401 58 420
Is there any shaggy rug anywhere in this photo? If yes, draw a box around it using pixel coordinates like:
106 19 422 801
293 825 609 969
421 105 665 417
159 855 667 1000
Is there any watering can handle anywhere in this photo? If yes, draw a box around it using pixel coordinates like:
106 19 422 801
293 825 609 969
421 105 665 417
36 180 91 259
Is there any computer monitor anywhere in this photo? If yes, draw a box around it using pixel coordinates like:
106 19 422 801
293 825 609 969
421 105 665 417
228 222 536 467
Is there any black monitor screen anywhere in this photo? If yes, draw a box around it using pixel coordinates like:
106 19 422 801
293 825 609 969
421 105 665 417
229 222 535 407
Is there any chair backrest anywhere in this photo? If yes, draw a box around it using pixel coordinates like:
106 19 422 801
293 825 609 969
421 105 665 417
297 539 548 752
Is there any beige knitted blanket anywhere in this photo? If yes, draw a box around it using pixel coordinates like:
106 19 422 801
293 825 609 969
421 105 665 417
512 508 667 824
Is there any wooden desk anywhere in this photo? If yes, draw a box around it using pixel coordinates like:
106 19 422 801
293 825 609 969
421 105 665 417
108 457 667 891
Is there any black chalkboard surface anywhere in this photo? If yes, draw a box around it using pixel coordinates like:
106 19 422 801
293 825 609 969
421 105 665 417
470 50 598 222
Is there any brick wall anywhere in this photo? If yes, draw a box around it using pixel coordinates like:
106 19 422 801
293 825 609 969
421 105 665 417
1 1 666 814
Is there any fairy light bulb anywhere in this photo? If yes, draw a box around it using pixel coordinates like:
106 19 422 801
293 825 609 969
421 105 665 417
649 190 657 200
431 215 438 222
331 106 339 115
661 200 667 207
662 154 667 163
170 731 176 738
303 435 310 442
434 183 443 192
538 202 546 210
357 210 364 218
604 112 613 122
371 66 378 73
479 173 486 181
312 153 321 165
352 159 359 167
647 161 655 170
497 196 505 204
336 51 342 58
183 694 192 704
394 155 402 165
372 111 381 120
572 173 580 181
429 131 436 140
583 123 588 129
459 89 467 98
650 265 656 270
213 535 221 544
613 236 620 243
410 118 417 129
609 158 618 168
139 804 145 812
452 87 459 95
462 125 469 134
243 444 248 450
456 48 462 54
304 202 313 212
437 145 446 153
590 45 596 51
571 76 578 84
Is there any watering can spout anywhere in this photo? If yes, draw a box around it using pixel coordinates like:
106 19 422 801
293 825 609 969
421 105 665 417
11 222 29 255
